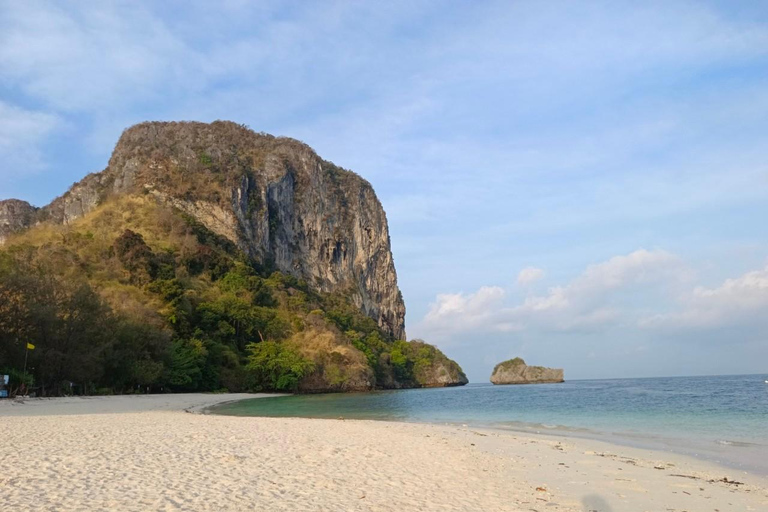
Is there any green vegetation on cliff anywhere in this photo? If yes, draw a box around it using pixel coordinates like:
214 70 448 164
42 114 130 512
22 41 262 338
0 196 466 395
493 357 527 372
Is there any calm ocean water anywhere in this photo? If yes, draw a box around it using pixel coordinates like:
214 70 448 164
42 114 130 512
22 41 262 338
210 374 768 474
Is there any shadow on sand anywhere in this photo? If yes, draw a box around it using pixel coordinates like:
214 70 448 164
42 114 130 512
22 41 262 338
582 494 613 512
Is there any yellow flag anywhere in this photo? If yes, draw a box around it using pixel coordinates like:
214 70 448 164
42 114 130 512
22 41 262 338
26 343 35 350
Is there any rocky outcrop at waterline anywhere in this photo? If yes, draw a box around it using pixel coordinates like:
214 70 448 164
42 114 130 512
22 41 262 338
490 358 564 385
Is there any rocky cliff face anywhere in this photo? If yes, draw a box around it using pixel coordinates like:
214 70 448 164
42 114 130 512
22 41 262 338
0 121 406 340
0 199 38 244
423 359 469 387
490 358 564 385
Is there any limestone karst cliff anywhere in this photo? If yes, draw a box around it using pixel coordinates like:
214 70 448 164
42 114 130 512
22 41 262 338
0 121 405 340
0 121 469 394
490 358 564 385
0 199 37 244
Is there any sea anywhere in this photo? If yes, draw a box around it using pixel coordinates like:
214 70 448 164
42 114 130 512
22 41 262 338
210 374 768 475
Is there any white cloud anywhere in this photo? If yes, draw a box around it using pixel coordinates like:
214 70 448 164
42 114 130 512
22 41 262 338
423 286 506 334
0 101 60 178
641 265 768 329
418 249 688 341
418 249 768 352
571 249 684 293
512 249 684 319
0 2 199 112
517 266 544 285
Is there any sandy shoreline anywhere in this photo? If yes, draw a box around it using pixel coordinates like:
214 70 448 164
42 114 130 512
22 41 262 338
0 392 280 416
2 394 766 511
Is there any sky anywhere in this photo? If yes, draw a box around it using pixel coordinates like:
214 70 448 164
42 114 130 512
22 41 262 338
1 1 767 382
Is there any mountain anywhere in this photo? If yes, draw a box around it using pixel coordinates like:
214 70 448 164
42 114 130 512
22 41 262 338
2 121 405 339
0 121 467 395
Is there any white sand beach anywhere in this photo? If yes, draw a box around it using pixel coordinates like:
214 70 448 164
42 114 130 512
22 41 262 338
1 394 766 512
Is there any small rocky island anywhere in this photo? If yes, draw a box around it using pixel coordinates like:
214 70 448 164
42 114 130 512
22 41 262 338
490 358 564 385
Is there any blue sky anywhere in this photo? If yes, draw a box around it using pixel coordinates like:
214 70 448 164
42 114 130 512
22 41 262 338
2 1 767 381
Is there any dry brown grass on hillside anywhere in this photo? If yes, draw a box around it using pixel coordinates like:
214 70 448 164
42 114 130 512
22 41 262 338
286 329 374 392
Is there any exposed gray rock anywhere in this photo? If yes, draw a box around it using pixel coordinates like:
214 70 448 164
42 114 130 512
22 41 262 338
0 199 38 244
43 172 109 225
0 121 406 340
426 359 470 387
490 358 564 385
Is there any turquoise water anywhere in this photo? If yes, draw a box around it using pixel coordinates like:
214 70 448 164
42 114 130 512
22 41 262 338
210 374 768 474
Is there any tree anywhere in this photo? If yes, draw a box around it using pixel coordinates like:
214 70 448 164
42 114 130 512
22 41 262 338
246 341 314 391
166 338 207 389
